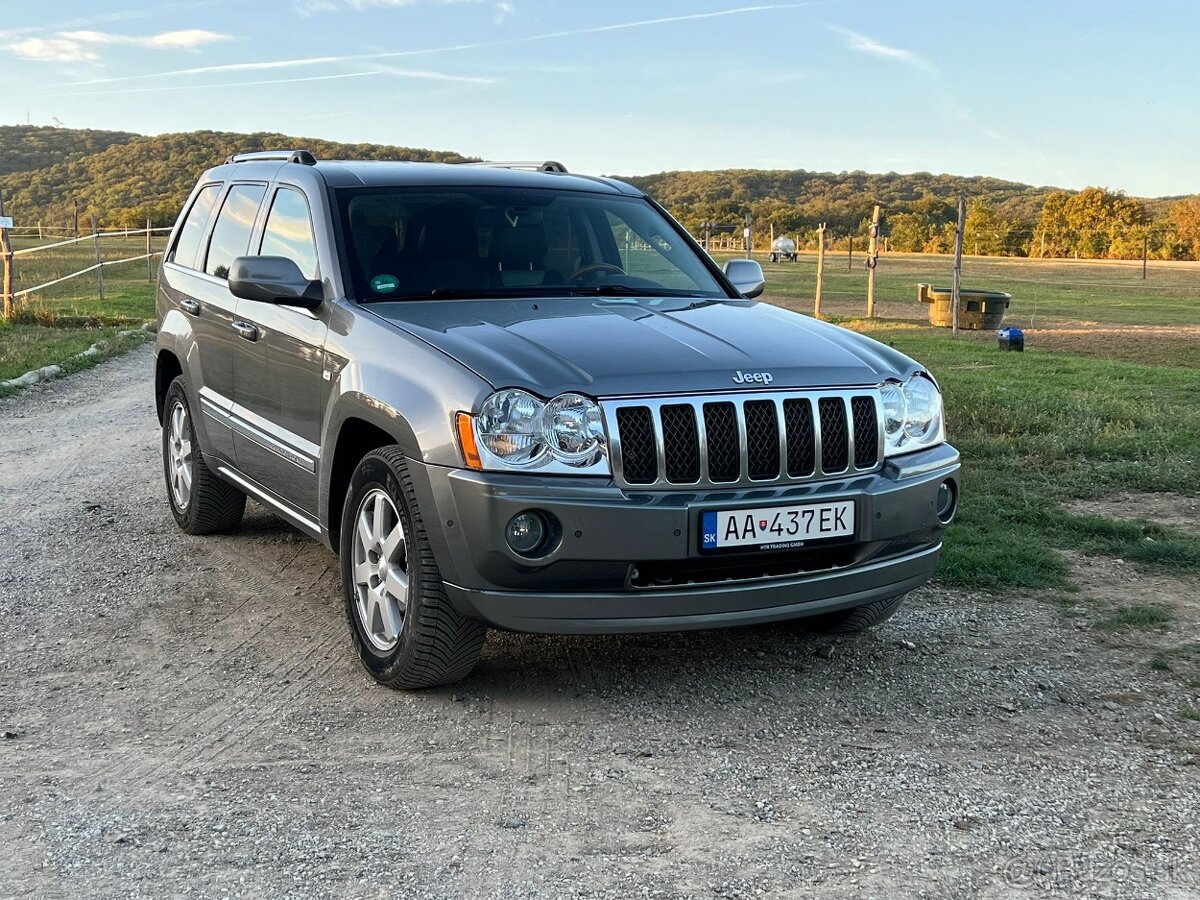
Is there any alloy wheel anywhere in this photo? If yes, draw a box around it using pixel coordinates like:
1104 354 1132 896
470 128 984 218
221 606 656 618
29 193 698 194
352 488 410 651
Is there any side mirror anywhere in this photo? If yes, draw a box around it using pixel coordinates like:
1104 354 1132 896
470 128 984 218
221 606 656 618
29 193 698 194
228 256 323 309
723 259 765 299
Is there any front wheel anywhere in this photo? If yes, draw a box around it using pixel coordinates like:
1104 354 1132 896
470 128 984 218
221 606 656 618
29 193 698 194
804 594 907 634
339 446 487 688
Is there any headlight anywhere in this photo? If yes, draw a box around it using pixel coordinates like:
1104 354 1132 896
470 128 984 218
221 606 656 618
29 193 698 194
461 390 610 474
882 374 945 457
541 392 606 465
476 389 546 467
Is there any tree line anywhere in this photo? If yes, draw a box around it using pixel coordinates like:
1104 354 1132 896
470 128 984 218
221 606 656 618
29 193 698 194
618 171 1200 261
2 125 1198 260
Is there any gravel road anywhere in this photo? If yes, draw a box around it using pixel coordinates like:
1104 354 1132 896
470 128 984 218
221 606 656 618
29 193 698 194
1 348 1197 899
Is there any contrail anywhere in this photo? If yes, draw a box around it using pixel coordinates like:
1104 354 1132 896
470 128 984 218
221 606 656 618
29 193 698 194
49 71 382 97
60 3 827 86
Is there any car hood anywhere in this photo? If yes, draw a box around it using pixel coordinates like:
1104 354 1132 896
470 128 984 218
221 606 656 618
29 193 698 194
364 296 921 397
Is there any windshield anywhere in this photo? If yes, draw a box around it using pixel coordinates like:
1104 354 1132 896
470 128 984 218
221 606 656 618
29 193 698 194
335 185 729 301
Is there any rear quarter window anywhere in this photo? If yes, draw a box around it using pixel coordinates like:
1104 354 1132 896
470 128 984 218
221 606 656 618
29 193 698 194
170 184 221 269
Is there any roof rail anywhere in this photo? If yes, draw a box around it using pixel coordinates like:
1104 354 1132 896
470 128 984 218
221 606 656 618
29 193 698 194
464 160 569 174
224 150 318 166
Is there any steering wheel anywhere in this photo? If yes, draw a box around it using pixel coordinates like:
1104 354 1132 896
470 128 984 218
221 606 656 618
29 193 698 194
568 262 625 283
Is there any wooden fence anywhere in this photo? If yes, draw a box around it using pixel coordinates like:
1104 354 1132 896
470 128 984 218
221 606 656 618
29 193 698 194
1 220 171 321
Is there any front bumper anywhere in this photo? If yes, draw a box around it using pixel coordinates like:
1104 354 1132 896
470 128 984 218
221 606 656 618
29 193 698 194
408 443 960 634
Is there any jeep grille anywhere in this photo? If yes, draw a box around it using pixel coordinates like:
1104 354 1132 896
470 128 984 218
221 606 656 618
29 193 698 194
603 390 882 490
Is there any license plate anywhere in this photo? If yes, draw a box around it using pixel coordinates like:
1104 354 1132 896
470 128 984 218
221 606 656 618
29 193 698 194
701 500 855 552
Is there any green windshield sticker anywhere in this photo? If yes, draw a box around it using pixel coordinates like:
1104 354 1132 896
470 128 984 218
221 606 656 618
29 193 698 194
371 274 399 293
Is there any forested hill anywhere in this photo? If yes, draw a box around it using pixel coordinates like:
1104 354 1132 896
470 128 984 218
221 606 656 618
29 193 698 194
0 126 139 178
617 168 1058 236
0 127 470 229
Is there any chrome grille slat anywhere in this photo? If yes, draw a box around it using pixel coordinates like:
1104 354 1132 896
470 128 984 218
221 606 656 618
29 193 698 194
604 388 884 491
844 396 857 475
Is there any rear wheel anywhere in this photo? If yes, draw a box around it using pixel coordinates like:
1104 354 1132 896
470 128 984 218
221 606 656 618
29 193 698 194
805 594 907 634
339 445 487 688
162 377 245 534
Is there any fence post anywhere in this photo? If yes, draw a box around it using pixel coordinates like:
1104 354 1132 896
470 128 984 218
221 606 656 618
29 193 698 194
952 196 965 338
866 204 881 319
847 232 853 271
814 223 826 319
743 212 752 259
146 218 154 281
0 191 13 321
1142 232 1148 281
90 213 106 301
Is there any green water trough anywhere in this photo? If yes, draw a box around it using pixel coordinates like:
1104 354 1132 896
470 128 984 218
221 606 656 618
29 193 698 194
918 282 1012 330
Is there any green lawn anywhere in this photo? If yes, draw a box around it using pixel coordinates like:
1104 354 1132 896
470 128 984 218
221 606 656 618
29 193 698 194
0 321 148 395
1 236 157 391
717 251 1200 327
8 234 165 317
15 283 156 325
851 321 1200 590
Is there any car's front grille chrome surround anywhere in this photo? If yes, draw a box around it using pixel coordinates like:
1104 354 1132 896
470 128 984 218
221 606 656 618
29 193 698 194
603 388 884 490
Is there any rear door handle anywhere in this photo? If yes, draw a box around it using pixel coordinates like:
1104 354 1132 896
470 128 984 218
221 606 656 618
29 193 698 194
179 298 200 316
232 321 259 342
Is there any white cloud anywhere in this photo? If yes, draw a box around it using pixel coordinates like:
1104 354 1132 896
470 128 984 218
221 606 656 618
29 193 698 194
11 38 100 62
11 28 229 63
829 26 935 73
59 29 230 50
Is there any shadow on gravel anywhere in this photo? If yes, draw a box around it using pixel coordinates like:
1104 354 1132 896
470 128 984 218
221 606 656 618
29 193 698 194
467 622 891 705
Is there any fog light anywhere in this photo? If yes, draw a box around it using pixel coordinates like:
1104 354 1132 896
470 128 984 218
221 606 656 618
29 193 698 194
506 511 547 556
936 480 957 524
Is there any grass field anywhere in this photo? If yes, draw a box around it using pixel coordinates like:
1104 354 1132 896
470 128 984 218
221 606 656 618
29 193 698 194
846 320 1200 591
8 233 166 321
1 234 160 392
720 251 1200 328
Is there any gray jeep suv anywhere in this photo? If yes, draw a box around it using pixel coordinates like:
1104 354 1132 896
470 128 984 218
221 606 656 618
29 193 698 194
155 151 960 688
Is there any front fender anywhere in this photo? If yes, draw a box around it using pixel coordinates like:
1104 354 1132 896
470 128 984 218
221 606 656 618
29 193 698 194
318 307 491 537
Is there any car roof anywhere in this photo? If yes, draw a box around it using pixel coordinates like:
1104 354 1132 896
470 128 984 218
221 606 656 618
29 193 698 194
201 159 643 197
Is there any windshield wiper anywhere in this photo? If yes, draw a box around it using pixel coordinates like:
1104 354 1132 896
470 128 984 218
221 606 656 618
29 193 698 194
564 284 708 298
360 285 710 302
360 287 539 302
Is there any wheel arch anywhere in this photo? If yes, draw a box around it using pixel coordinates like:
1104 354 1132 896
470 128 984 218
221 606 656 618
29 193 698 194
324 413 412 549
155 348 184 424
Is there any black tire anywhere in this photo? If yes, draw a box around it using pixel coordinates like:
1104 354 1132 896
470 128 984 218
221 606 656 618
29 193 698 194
805 594 907 635
162 377 246 535
339 445 486 689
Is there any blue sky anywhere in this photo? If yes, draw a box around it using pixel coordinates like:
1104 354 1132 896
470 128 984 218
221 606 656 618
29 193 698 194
1 0 1196 196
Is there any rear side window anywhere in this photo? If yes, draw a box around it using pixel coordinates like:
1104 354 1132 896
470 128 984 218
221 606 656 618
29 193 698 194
205 184 266 279
171 185 221 269
259 187 319 280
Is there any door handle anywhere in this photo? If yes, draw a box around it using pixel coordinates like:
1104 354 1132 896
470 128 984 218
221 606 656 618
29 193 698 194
179 298 200 316
232 321 259 342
